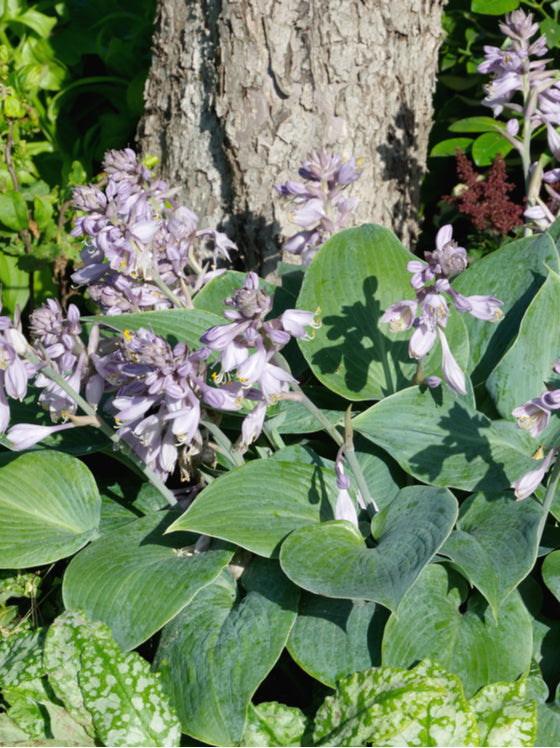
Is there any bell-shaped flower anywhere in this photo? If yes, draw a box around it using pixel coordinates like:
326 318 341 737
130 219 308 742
279 308 322 340
7 422 76 450
237 400 267 454
438 328 467 396
511 447 556 500
334 460 359 527
381 300 417 333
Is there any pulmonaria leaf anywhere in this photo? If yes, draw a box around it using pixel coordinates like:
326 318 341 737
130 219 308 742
312 663 447 747
243 702 313 747
469 680 537 747
44 610 181 748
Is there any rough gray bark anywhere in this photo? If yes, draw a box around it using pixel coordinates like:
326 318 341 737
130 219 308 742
137 0 446 277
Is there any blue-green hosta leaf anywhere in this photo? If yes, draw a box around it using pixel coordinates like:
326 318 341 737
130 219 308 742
287 593 389 687
469 680 536 747
62 512 234 650
382 565 533 698
384 660 478 747
352 385 536 492
0 451 101 568
154 558 299 746
47 611 181 747
295 224 468 401
453 226 560 386
243 702 313 747
280 485 457 610
166 459 338 557
82 307 224 348
487 269 560 421
541 549 560 603
440 492 542 620
312 662 447 747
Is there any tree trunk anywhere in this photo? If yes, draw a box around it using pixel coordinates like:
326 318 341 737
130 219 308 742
137 0 446 277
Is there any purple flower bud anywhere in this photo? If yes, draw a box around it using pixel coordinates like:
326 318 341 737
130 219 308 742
7 422 76 450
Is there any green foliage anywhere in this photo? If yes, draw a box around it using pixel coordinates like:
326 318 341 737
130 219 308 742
0 610 181 746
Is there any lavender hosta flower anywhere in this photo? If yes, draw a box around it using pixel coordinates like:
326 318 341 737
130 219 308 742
71 149 237 314
382 224 501 396
511 447 557 500
513 397 552 437
437 328 466 396
236 400 267 454
278 308 322 341
7 422 77 450
380 300 418 333
334 459 359 527
275 147 362 265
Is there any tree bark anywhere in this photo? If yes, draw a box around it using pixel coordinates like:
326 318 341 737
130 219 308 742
137 0 446 277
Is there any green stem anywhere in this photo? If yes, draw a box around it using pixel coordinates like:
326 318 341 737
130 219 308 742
201 418 245 468
25 350 179 507
288 380 378 515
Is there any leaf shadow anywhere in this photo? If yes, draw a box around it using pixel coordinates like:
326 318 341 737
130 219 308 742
311 275 412 397
408 392 511 493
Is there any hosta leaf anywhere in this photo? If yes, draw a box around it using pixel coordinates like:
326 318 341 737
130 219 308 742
382 565 533 698
287 593 389 687
166 459 338 557
312 663 447 747
62 512 234 650
487 269 560 421
352 385 535 492
83 307 224 348
440 492 542 619
541 549 560 603
154 558 299 746
295 224 468 401
453 227 560 386
0 451 101 568
469 681 536 747
280 485 457 610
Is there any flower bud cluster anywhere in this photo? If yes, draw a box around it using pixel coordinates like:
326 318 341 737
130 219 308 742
71 148 237 314
275 147 362 265
478 9 560 228
2 274 320 482
381 225 503 396
200 272 321 452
